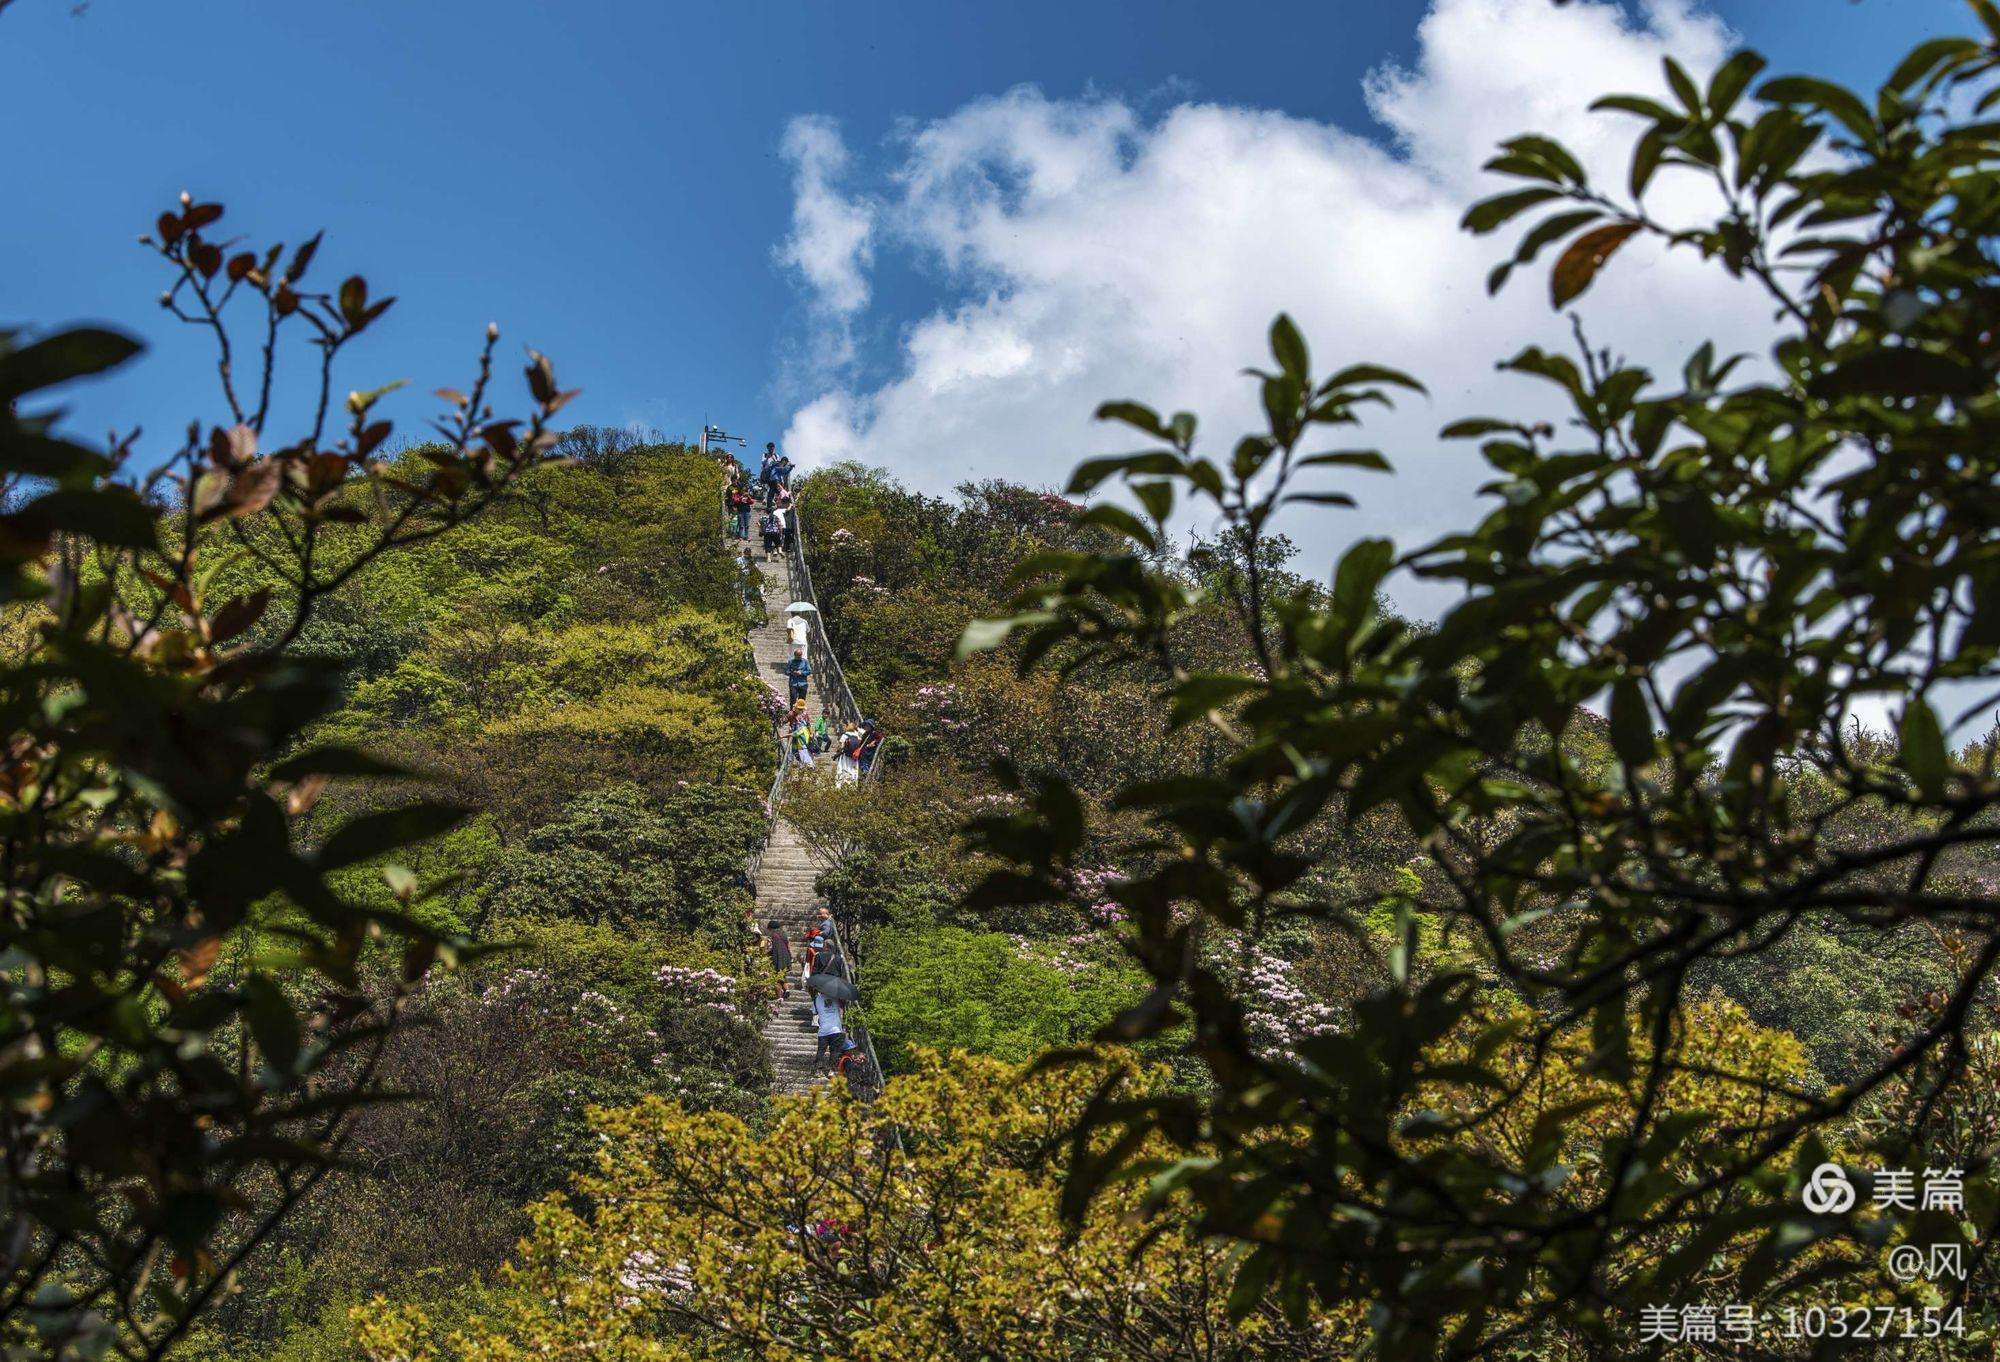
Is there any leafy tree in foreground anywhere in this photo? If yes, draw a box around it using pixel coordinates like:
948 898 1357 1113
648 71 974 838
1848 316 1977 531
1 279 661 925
965 11 2000 1357
353 1052 1368 1361
0 194 571 1358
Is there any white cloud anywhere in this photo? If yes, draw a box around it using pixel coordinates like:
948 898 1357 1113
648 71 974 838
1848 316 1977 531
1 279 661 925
775 115 875 343
777 0 1779 615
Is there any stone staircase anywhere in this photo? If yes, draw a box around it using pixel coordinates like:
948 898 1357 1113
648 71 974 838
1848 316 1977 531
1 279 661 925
743 537 836 1095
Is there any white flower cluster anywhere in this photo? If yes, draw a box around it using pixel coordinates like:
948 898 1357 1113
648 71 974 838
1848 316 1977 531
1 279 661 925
616 1247 693 1307
1227 945 1338 1057
656 964 747 1018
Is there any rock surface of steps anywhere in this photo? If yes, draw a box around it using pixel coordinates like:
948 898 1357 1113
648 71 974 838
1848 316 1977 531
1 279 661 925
738 537 837 1096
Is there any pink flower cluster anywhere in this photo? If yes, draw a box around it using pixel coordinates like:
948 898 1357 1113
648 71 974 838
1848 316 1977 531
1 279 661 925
1069 865 1129 924
911 683 969 734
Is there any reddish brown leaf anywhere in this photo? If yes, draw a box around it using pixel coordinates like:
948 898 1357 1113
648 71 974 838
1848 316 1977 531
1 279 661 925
190 242 223 278
221 460 283 519
156 212 184 245
225 252 256 283
208 424 256 470
285 231 322 285
183 202 223 231
178 936 223 987
1550 222 1641 309
306 452 350 492
208 587 271 644
284 773 329 817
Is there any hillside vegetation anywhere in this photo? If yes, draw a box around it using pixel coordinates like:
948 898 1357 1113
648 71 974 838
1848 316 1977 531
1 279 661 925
182 436 781 1359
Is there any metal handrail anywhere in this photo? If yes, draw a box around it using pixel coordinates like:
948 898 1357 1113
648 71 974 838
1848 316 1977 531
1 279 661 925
785 497 888 782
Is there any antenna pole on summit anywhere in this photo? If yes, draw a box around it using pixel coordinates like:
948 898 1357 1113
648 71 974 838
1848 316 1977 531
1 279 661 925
703 423 746 461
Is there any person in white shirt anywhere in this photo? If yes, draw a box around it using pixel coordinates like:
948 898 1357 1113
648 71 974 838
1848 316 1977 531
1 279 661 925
812 991 845 1073
787 612 809 651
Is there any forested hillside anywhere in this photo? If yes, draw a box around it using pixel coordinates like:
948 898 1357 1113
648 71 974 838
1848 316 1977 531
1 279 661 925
187 433 781 1359
12 8 2000 1359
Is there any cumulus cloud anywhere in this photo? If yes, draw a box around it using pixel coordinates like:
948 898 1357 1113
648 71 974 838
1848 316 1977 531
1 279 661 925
777 0 1779 614
775 115 875 373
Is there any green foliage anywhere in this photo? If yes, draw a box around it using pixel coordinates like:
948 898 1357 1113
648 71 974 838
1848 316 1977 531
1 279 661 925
482 782 760 939
867 927 1147 1070
964 13 2000 1355
0 189 577 1358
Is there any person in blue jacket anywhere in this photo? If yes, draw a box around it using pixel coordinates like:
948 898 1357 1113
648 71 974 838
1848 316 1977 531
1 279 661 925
786 646 812 704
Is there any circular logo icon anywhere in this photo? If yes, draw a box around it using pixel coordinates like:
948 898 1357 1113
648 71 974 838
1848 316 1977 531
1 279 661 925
1802 1162 1856 1215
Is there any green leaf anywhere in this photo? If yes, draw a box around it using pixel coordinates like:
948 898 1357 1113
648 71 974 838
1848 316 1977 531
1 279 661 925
1131 479 1173 523
1321 363 1427 396
267 746 414 781
1077 503 1160 550
16 488 159 550
1332 537 1394 630
243 976 302 1072
1630 127 1668 199
1900 700 1948 799
957 613 1050 659
1065 451 1183 495
1168 673 1262 728
1296 449 1390 472
0 432 114 482
1590 93 1681 122
1461 187 1561 235
1093 401 1167 439
1662 57 1704 115
1810 348 1985 398
1497 135 1586 186
1707 50 1768 118
1608 679 1654 769
0 327 143 402
1757 75 1876 142
1227 1245 1278 1320
316 802 470 872
1512 210 1603 269
1269 314 1309 382
1887 36 1981 93
1439 418 1515 440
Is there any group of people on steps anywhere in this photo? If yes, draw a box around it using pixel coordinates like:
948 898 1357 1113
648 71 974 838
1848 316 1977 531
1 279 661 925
785 703 882 782
719 440 883 1092
724 441 796 557
759 908 872 1088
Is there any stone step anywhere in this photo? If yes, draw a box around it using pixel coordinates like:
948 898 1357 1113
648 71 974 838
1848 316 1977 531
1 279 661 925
732 531 872 1102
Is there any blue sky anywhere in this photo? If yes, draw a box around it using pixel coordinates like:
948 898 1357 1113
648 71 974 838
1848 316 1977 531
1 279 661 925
2 0 1953 474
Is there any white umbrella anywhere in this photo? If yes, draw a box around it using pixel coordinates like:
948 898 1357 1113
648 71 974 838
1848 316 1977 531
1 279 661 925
785 602 818 615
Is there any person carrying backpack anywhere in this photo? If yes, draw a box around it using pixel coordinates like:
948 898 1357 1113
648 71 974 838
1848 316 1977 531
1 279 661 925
834 1036 872 1093
834 722 863 785
760 509 783 559
856 719 882 774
